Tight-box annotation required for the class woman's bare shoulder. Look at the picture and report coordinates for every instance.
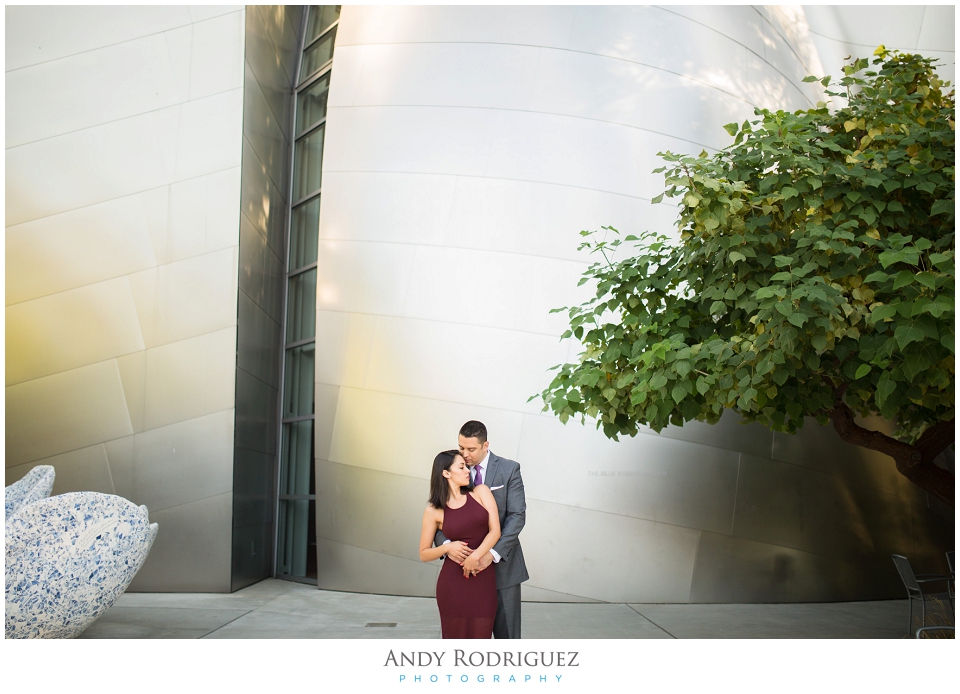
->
[471,485,496,507]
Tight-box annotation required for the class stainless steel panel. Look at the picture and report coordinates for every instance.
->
[243,60,289,191]
[128,492,233,592]
[231,521,273,591]
[232,447,275,527]
[283,6,305,43]
[317,537,440,598]
[733,454,914,569]
[103,435,134,500]
[238,214,268,310]
[313,382,340,462]
[253,5,299,95]
[238,213,285,324]
[237,290,282,389]
[240,138,287,258]
[646,407,774,458]
[234,369,278,455]
[689,531,902,603]
[909,503,955,575]
[771,416,926,503]
[326,386,524,478]
[261,234,285,322]
[315,459,430,562]
[521,498,699,603]
[518,413,739,534]
[129,409,234,513]
[243,13,294,144]
[6,443,115,496]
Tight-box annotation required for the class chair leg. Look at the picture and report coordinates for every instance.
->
[921,596,926,628]
[908,598,914,635]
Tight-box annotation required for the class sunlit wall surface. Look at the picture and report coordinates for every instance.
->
[804,5,955,88]
[315,5,954,602]
[5,6,246,591]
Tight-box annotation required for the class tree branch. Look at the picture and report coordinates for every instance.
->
[827,401,920,464]
[915,418,955,462]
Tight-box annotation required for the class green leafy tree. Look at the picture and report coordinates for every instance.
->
[538,49,955,505]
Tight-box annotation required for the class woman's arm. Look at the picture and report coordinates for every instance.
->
[420,506,449,562]
[420,506,471,562]
[462,486,501,574]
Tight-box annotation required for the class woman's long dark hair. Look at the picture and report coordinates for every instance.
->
[428,449,473,509]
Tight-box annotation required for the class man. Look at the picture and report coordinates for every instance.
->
[436,420,528,639]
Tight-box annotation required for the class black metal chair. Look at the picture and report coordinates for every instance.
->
[891,554,953,634]
[916,626,955,639]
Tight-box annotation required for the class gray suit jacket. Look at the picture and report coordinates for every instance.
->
[436,452,529,589]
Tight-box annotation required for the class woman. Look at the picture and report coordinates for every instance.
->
[420,449,501,639]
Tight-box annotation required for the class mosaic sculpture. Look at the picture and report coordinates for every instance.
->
[5,465,55,519]
[5,491,159,638]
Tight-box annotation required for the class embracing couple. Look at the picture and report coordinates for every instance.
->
[419,420,528,639]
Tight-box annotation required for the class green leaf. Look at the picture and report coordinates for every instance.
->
[870,304,899,322]
[787,312,807,327]
[729,251,746,263]
[892,270,915,290]
[931,199,953,216]
[879,250,903,268]
[651,193,664,204]
[773,256,794,268]
[876,372,897,406]
[671,383,688,403]
[894,323,926,350]
[929,252,953,268]
[855,364,871,379]
[723,122,739,136]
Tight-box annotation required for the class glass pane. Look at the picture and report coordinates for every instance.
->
[279,419,315,495]
[286,268,317,343]
[289,197,320,271]
[293,124,325,201]
[306,5,340,45]
[276,499,315,578]
[296,72,330,136]
[283,344,316,418]
[300,26,337,81]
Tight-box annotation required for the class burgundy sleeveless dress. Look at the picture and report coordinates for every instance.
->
[436,493,497,638]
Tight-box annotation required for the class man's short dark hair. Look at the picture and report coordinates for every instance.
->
[459,420,487,444]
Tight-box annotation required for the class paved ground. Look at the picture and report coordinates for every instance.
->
[78,579,954,639]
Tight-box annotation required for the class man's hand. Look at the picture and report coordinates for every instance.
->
[462,551,494,577]
[445,541,473,564]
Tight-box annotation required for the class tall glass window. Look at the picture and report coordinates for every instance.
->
[276,5,339,583]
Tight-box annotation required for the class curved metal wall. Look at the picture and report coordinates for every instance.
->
[313,5,953,602]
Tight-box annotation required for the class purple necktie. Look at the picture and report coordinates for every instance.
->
[474,465,483,486]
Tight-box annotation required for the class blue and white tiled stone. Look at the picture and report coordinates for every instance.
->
[5,492,159,639]
[5,465,55,519]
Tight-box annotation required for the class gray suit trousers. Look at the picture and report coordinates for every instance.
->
[493,584,521,639]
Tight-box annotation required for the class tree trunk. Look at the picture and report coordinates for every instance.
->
[828,403,954,506]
